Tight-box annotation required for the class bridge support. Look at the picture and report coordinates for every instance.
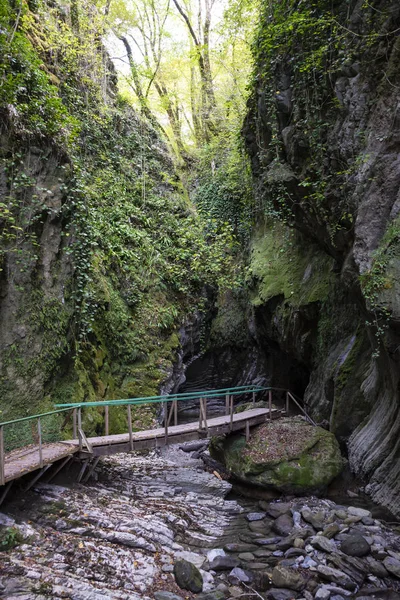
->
[83,456,100,483]
[76,459,90,483]
[47,455,72,484]
[24,465,51,492]
[0,481,12,507]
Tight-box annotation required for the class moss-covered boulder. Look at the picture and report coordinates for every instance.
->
[210,417,343,494]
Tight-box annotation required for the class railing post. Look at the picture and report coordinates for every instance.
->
[269,390,272,421]
[73,409,77,440]
[245,420,250,442]
[252,391,256,405]
[199,398,203,430]
[127,405,133,451]
[225,394,229,416]
[202,398,208,433]
[78,407,82,451]
[286,391,290,415]
[230,395,233,432]
[0,426,5,486]
[165,401,169,444]
[38,418,43,468]
[173,399,178,426]
[105,405,109,436]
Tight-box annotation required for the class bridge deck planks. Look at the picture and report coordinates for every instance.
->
[4,443,78,484]
[63,406,275,448]
[2,407,277,484]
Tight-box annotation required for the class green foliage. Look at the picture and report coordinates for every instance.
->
[360,218,400,306]
[360,216,400,355]
[0,0,243,425]
[0,527,24,551]
[193,128,254,240]
[209,291,249,349]
[248,0,393,234]
[59,106,242,355]
[0,1,78,139]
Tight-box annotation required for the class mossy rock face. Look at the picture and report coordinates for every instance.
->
[210,417,343,494]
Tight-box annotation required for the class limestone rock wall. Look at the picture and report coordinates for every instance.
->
[244,0,400,514]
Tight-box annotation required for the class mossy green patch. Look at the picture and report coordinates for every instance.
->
[248,222,334,308]
[209,291,249,349]
[0,527,25,552]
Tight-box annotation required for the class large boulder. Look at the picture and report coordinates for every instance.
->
[340,534,370,557]
[271,565,305,591]
[210,417,343,494]
[173,559,203,593]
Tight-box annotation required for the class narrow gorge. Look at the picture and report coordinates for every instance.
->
[1,0,400,598]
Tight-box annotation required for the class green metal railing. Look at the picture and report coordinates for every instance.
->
[53,384,268,409]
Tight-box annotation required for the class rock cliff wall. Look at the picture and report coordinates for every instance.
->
[0,0,233,431]
[244,0,400,514]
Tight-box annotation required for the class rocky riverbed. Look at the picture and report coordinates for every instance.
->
[0,443,400,600]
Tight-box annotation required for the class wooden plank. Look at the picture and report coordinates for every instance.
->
[165,403,168,444]
[83,456,100,483]
[0,426,4,487]
[105,406,109,436]
[24,465,51,491]
[88,411,272,454]
[0,481,12,507]
[73,409,77,440]
[287,392,317,426]
[198,398,203,430]
[4,443,78,484]
[64,407,274,448]
[38,418,43,468]
[245,420,250,442]
[199,398,208,432]
[78,428,93,454]
[167,401,175,427]
[78,408,82,451]
[128,405,133,451]
[76,460,89,483]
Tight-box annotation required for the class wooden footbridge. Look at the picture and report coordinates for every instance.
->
[0,386,312,505]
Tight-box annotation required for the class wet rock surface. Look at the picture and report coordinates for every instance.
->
[0,444,400,599]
